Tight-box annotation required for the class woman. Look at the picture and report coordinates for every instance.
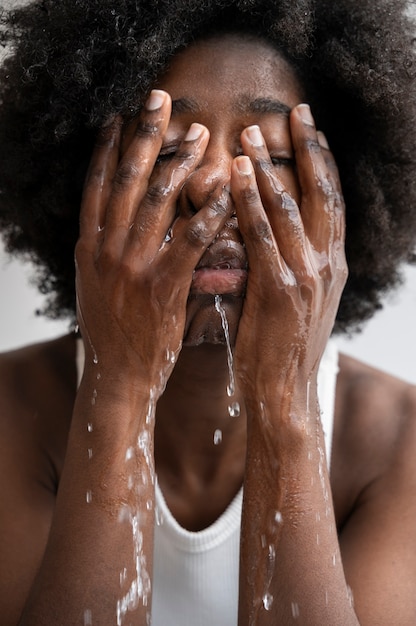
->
[1,1,416,624]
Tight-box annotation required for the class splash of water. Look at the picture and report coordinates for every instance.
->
[116,511,151,625]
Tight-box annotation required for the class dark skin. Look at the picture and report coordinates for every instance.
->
[1,34,416,625]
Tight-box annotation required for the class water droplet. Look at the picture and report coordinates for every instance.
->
[228,401,240,417]
[165,348,176,364]
[213,429,222,445]
[96,372,101,381]
[88,448,93,460]
[86,490,92,504]
[346,585,354,607]
[263,592,273,611]
[164,227,173,242]
[93,353,98,365]
[87,422,93,433]
[84,609,92,625]
[291,601,300,619]
[274,511,283,524]
[125,446,134,462]
[91,389,97,406]
[120,567,128,587]
[155,505,164,527]
[146,499,153,511]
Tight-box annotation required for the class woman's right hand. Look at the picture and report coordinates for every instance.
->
[75,90,232,394]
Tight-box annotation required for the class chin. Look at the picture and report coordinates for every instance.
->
[182,294,243,347]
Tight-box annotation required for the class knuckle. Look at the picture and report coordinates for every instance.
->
[134,119,159,140]
[96,246,117,273]
[248,217,271,241]
[95,126,115,148]
[145,181,170,205]
[240,185,259,206]
[113,161,141,189]
[85,167,106,189]
[304,137,321,154]
[185,222,211,247]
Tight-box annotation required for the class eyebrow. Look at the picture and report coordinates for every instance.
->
[171,96,292,117]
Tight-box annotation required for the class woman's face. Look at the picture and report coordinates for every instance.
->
[153,34,304,347]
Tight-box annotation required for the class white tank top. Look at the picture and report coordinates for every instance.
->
[76,338,338,626]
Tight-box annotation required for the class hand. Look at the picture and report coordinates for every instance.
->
[231,104,347,395]
[75,89,232,393]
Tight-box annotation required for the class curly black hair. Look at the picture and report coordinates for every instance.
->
[0,0,416,333]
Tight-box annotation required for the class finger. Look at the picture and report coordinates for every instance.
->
[240,125,307,270]
[79,115,122,240]
[102,89,172,255]
[124,123,210,264]
[316,131,346,246]
[290,104,344,252]
[161,182,234,279]
[230,155,291,282]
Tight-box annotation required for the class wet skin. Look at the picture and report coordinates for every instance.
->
[152,36,305,347]
[2,33,416,626]
[77,32,350,624]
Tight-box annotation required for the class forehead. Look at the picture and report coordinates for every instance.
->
[156,34,304,113]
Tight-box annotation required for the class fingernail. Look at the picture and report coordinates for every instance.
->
[146,89,166,111]
[317,130,329,149]
[185,123,204,141]
[297,103,315,126]
[246,125,263,147]
[236,155,253,175]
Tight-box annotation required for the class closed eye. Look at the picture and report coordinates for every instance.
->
[270,156,295,168]
[156,145,179,164]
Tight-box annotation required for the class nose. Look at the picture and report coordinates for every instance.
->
[178,139,234,216]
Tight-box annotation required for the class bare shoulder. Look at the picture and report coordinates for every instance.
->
[0,333,77,484]
[0,336,77,624]
[331,352,416,526]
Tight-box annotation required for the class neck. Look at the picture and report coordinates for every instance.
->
[155,343,246,487]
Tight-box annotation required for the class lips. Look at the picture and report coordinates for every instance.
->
[190,239,248,296]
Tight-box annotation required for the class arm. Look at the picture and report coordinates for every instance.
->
[3,90,231,625]
[232,105,357,624]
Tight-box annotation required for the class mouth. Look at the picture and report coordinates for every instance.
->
[190,239,248,296]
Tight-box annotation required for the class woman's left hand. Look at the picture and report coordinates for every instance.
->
[231,104,347,399]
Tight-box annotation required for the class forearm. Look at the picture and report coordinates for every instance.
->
[238,385,359,626]
[20,366,156,626]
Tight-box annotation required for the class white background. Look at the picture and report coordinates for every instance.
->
[0,0,415,384]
